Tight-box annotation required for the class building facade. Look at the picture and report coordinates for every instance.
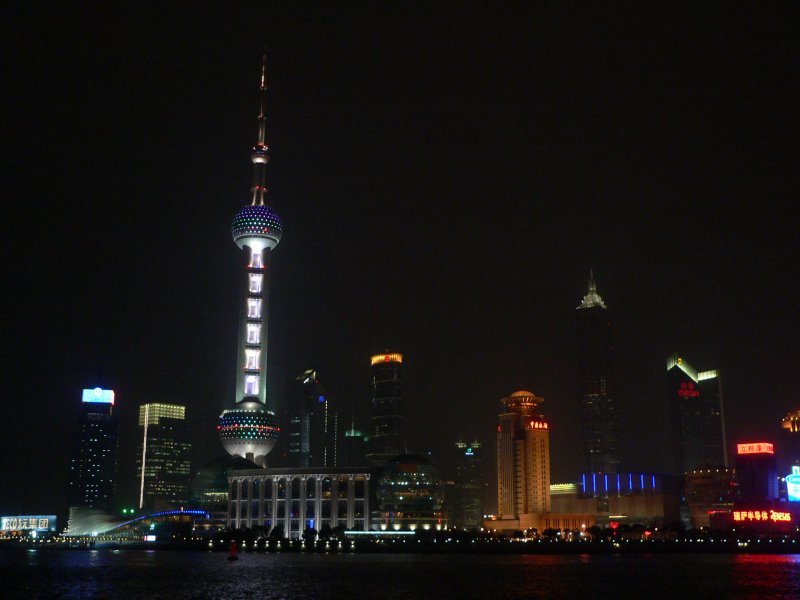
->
[68,388,119,513]
[576,273,620,474]
[136,403,192,510]
[496,390,551,523]
[735,442,778,502]
[365,353,404,467]
[217,56,282,467]
[227,467,372,537]
[667,354,727,474]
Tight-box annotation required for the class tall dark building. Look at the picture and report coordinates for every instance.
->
[341,420,367,467]
[286,369,339,468]
[735,442,778,501]
[450,439,485,528]
[667,353,727,475]
[576,272,620,474]
[68,388,119,513]
[136,403,192,511]
[365,353,404,467]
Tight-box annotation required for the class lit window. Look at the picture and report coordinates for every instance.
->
[247,298,262,319]
[245,349,261,370]
[245,375,259,396]
[247,324,261,344]
[250,252,263,269]
[249,274,263,294]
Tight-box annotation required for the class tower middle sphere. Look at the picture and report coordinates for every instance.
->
[232,204,283,250]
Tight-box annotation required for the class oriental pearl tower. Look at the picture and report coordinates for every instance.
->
[217,55,282,467]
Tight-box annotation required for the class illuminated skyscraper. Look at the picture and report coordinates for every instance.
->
[68,388,119,513]
[365,353,404,467]
[667,354,727,474]
[217,56,281,467]
[576,272,620,474]
[136,403,192,510]
[496,390,551,520]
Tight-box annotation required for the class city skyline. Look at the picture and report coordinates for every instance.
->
[4,5,798,516]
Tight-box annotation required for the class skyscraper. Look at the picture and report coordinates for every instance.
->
[136,403,192,510]
[576,272,620,474]
[450,439,485,528]
[217,56,281,467]
[68,388,119,513]
[496,390,551,521]
[286,369,339,468]
[365,353,404,467]
[667,353,727,474]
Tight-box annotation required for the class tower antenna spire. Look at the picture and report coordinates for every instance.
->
[251,53,269,206]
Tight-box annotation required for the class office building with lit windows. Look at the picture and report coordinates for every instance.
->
[217,56,281,467]
[494,390,551,530]
[576,272,620,474]
[365,353,404,467]
[136,403,192,511]
[667,354,727,475]
[68,388,119,513]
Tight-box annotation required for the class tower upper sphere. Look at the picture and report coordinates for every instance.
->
[232,204,283,251]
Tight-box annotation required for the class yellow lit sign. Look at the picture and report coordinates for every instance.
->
[732,509,791,523]
[370,353,403,366]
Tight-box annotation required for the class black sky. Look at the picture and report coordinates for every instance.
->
[3,3,799,516]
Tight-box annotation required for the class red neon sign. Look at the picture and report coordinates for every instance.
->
[737,442,774,455]
[678,382,700,398]
[527,420,548,430]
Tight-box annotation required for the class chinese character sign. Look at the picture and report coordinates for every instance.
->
[1,515,57,532]
[732,509,791,523]
[736,442,774,455]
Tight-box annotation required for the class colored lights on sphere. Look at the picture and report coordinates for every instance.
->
[218,403,279,461]
[231,204,283,249]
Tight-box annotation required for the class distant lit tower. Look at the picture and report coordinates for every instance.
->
[781,409,800,468]
[496,390,551,520]
[217,55,281,467]
[451,439,485,528]
[287,369,339,467]
[667,353,727,474]
[576,271,620,474]
[68,388,119,513]
[366,353,404,467]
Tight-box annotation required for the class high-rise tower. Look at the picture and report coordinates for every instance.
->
[217,56,282,467]
[68,388,119,513]
[136,403,192,510]
[366,353,404,467]
[496,390,551,520]
[667,353,727,474]
[576,272,620,474]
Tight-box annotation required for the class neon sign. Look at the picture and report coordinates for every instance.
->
[732,510,791,523]
[677,382,700,398]
[736,442,774,455]
[786,466,800,502]
[82,388,115,404]
[527,421,548,430]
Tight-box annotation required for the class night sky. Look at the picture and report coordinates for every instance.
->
[3,4,798,516]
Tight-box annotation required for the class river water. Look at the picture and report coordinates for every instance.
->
[2,549,799,599]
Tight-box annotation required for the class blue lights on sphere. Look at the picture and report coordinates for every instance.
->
[232,204,283,247]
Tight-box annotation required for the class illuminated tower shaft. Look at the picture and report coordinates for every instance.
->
[218,55,282,466]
